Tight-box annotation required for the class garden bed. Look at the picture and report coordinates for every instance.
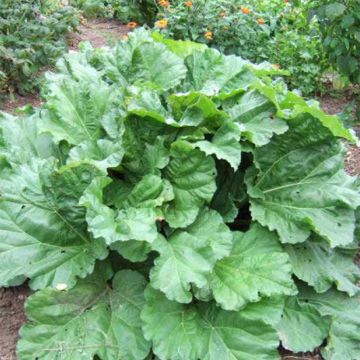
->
[0,4,359,359]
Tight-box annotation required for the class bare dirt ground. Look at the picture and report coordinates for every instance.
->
[68,18,128,49]
[0,20,359,360]
[0,286,30,360]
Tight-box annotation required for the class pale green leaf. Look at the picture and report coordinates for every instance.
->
[80,177,158,245]
[111,240,152,263]
[167,92,226,128]
[275,297,330,353]
[141,286,280,360]
[0,160,107,290]
[41,75,115,145]
[298,285,360,360]
[18,269,150,360]
[67,138,124,173]
[130,42,187,91]
[193,122,242,170]
[285,236,360,296]
[150,209,232,303]
[228,90,288,146]
[163,141,217,228]
[185,49,256,97]
[0,112,57,167]
[247,117,360,246]
[210,224,296,311]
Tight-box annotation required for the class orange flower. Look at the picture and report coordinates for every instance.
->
[158,0,170,7]
[284,0,289,3]
[241,6,251,14]
[258,18,265,25]
[273,64,281,70]
[127,21,138,29]
[185,1,193,7]
[205,31,213,40]
[122,34,129,41]
[155,19,169,29]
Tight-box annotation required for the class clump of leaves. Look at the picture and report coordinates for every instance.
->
[1,30,359,360]
[0,0,80,95]
[310,0,360,84]
[70,0,157,24]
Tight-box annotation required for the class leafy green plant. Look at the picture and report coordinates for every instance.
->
[1,29,360,360]
[310,0,360,84]
[70,0,157,24]
[69,0,114,18]
[111,0,157,24]
[154,0,328,95]
[0,0,80,95]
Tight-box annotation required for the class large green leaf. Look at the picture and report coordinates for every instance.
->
[285,236,360,296]
[255,84,358,144]
[106,175,174,211]
[163,141,217,228]
[0,160,107,290]
[67,138,124,173]
[167,92,226,128]
[127,87,176,126]
[247,117,360,246]
[0,112,57,167]
[80,177,159,245]
[185,49,256,97]
[111,240,152,263]
[298,285,360,360]
[141,286,280,360]
[209,224,296,311]
[150,209,232,303]
[275,297,330,353]
[228,90,288,146]
[193,122,242,170]
[130,42,187,91]
[41,74,115,145]
[18,268,150,360]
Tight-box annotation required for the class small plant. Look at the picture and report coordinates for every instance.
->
[0,0,80,95]
[1,30,359,360]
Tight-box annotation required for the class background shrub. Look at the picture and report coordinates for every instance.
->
[309,0,360,84]
[0,0,80,95]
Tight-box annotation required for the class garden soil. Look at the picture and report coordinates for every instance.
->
[0,20,359,360]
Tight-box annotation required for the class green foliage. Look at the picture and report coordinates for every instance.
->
[154,0,328,95]
[71,0,157,23]
[310,0,360,83]
[69,0,114,18]
[0,0,80,94]
[111,0,157,24]
[0,30,359,360]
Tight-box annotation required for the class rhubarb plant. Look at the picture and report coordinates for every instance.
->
[0,30,359,360]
